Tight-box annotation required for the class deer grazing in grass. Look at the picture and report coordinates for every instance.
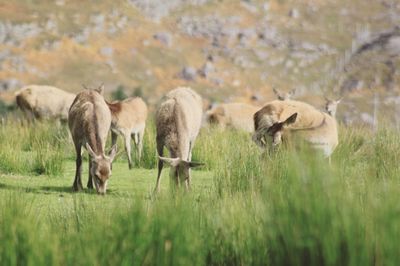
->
[68,85,117,195]
[205,102,260,133]
[107,97,148,169]
[154,87,204,193]
[15,85,76,122]
[252,99,338,160]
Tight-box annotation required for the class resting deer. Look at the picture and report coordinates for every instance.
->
[324,97,342,117]
[68,85,117,195]
[154,87,204,193]
[273,88,296,101]
[253,99,338,159]
[107,97,148,169]
[205,102,260,132]
[15,85,76,122]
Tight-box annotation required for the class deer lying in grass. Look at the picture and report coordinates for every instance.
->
[15,85,76,122]
[273,88,296,101]
[107,97,148,169]
[205,103,260,132]
[154,87,204,192]
[68,85,117,195]
[324,97,342,117]
[252,99,338,159]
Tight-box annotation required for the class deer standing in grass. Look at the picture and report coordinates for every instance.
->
[253,99,338,160]
[205,102,260,133]
[107,97,148,169]
[154,87,204,193]
[68,85,117,195]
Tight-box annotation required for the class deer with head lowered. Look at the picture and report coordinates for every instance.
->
[68,85,117,195]
[15,85,76,122]
[253,99,338,160]
[154,87,204,193]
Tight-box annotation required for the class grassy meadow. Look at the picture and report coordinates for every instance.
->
[1,118,400,265]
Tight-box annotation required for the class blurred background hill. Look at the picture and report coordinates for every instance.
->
[0,0,399,126]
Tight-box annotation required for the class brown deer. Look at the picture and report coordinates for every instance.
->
[107,97,148,169]
[68,85,117,195]
[154,87,204,193]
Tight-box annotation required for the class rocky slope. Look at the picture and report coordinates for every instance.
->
[0,0,399,126]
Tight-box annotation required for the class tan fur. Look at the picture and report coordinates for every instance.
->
[253,100,338,158]
[107,97,148,169]
[205,103,259,132]
[68,88,116,195]
[15,85,76,122]
[154,87,203,192]
[273,88,296,101]
[324,97,342,117]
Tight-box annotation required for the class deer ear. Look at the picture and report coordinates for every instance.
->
[85,143,97,158]
[95,83,105,95]
[284,112,297,125]
[159,156,181,167]
[108,144,117,162]
[336,97,343,103]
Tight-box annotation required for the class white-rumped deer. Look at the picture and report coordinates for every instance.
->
[154,87,204,192]
[68,85,117,195]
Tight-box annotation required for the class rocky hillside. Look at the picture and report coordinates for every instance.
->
[0,0,399,125]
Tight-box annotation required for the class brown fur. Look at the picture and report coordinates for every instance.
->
[154,87,203,192]
[68,87,116,194]
[107,97,148,169]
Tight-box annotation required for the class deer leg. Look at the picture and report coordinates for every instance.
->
[73,145,83,192]
[87,158,94,189]
[124,133,133,169]
[154,139,164,193]
[137,128,144,163]
[111,131,118,147]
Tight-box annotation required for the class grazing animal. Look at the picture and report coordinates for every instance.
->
[154,87,204,192]
[68,85,117,195]
[107,97,148,169]
[324,97,342,117]
[252,100,338,158]
[205,103,259,132]
[15,85,76,122]
[273,88,296,101]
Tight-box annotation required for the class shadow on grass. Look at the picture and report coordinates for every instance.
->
[0,182,118,196]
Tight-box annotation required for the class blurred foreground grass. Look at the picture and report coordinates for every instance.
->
[1,119,400,265]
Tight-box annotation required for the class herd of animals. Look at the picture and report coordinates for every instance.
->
[13,84,342,195]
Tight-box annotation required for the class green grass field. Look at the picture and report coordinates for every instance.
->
[1,119,400,265]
